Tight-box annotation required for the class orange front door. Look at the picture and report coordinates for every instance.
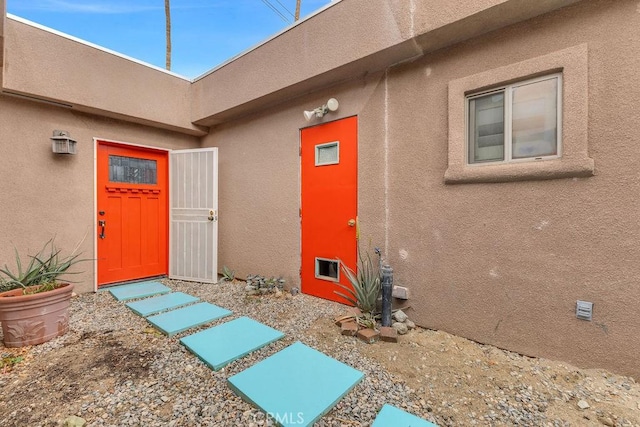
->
[301,117,358,303]
[97,142,168,286]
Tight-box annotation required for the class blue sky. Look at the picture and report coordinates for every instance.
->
[6,0,332,78]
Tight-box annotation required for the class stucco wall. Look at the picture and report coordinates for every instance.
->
[2,0,638,378]
[382,0,640,378]
[0,0,5,87]
[203,73,387,285]
[190,0,580,126]
[203,0,640,378]
[3,17,205,136]
[0,96,200,293]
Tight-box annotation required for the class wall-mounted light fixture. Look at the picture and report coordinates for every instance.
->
[303,98,339,121]
[50,130,77,155]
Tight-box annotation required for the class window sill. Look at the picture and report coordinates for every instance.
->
[446,44,592,185]
[444,157,594,184]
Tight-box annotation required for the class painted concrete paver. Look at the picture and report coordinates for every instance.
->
[372,404,438,426]
[181,316,284,370]
[227,341,364,427]
[126,292,200,316]
[147,302,232,336]
[108,281,171,301]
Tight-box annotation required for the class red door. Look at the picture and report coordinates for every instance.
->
[97,142,168,286]
[301,117,358,303]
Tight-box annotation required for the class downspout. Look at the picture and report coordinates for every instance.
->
[0,0,5,89]
[383,69,390,257]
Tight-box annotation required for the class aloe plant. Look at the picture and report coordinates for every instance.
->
[0,239,84,295]
[334,249,381,315]
[220,265,236,282]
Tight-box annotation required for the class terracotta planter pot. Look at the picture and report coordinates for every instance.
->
[0,283,74,347]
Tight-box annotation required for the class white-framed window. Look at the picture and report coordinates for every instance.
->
[315,257,340,282]
[446,45,593,184]
[466,74,562,165]
[315,141,340,166]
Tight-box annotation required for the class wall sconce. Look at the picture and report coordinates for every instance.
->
[303,98,339,121]
[50,130,77,155]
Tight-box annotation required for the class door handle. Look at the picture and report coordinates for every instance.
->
[208,210,217,222]
[98,220,106,239]
[348,217,359,240]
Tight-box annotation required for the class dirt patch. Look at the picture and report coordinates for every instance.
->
[0,330,158,426]
[308,317,640,426]
[1,292,638,426]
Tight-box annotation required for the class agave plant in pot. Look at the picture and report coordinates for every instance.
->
[0,239,84,347]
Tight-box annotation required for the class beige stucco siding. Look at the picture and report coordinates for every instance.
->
[1,0,638,379]
[383,0,640,377]
[0,2,5,87]
[3,17,205,136]
[203,73,387,285]
[203,0,640,378]
[190,0,580,126]
[0,97,200,293]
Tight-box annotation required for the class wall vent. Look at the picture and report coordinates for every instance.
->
[576,300,593,321]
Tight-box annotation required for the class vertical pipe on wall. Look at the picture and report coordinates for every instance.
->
[383,70,390,257]
[0,0,5,88]
[381,264,393,327]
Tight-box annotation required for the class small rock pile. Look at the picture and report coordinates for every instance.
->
[244,275,285,297]
[334,308,418,344]
[391,309,415,335]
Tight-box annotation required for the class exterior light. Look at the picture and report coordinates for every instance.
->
[303,98,340,122]
[50,130,77,154]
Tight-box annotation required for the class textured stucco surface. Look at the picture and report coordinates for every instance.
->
[3,18,204,136]
[202,0,640,378]
[381,0,640,378]
[202,74,387,285]
[446,44,593,183]
[2,0,640,379]
[0,0,5,87]
[190,0,580,125]
[0,97,199,293]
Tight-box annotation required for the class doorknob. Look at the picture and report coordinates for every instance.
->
[347,219,356,227]
[208,209,217,222]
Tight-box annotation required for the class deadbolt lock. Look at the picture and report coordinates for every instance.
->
[348,219,356,227]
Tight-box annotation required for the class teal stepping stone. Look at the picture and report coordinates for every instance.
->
[180,316,284,370]
[125,292,200,317]
[147,302,232,336]
[109,281,171,301]
[372,404,438,427]
[227,341,363,427]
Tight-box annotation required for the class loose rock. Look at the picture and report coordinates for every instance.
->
[393,309,408,323]
[63,416,86,427]
[392,322,409,335]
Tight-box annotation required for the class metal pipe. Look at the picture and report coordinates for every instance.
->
[381,264,393,327]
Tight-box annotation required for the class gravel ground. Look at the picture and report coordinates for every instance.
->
[0,279,638,426]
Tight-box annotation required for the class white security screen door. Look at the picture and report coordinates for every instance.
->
[169,148,218,283]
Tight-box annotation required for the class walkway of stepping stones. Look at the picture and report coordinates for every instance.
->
[109,280,436,427]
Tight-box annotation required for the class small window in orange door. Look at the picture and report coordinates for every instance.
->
[315,258,340,282]
[109,155,157,184]
[315,141,340,166]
